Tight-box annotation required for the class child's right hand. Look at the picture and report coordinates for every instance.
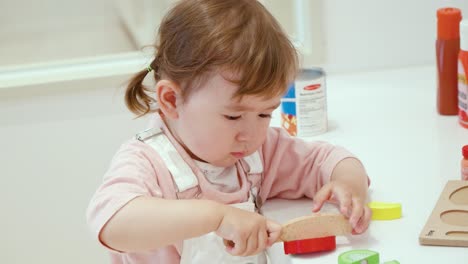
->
[215,206,281,256]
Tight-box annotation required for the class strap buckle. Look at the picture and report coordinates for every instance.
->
[136,127,163,142]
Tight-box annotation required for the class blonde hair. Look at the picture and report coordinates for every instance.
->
[125,0,298,117]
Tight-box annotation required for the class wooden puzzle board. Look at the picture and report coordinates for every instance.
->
[419,180,468,247]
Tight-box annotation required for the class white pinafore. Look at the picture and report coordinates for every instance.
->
[137,127,268,264]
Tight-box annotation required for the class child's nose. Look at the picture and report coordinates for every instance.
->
[235,132,249,142]
[235,124,257,142]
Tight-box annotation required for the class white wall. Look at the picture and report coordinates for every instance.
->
[264,0,468,72]
[0,76,147,264]
[0,0,135,66]
[319,0,468,73]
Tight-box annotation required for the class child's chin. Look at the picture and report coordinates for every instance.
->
[210,158,238,168]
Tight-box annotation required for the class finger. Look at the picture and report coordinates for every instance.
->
[229,234,247,256]
[353,206,372,234]
[252,225,268,255]
[312,184,332,212]
[242,232,258,256]
[266,220,282,246]
[254,225,268,256]
[333,190,352,217]
[351,205,371,234]
[349,198,364,229]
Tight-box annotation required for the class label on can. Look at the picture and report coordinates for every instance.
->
[458,60,468,126]
[280,68,327,137]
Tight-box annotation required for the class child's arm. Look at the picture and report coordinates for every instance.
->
[311,158,371,234]
[100,197,222,252]
[260,128,371,234]
[88,140,281,256]
[100,197,281,255]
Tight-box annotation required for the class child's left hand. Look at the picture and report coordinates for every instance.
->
[311,181,372,234]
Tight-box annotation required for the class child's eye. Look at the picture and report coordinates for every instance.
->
[259,114,272,118]
[224,115,241,120]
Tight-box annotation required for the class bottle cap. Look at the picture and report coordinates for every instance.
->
[463,145,468,158]
[461,20,468,51]
[437,7,462,40]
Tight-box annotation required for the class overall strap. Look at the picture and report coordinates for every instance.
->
[136,127,199,192]
[240,151,264,209]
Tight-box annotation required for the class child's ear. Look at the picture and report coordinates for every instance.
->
[155,80,181,119]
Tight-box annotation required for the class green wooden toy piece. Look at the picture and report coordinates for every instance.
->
[338,249,380,264]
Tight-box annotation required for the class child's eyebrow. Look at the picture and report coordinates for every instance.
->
[225,102,280,112]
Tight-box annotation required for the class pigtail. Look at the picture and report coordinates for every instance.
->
[124,60,159,117]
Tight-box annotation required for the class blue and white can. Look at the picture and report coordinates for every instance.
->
[280,68,328,137]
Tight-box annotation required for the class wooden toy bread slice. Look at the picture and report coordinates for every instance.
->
[280,213,352,254]
[279,213,352,242]
[224,213,352,252]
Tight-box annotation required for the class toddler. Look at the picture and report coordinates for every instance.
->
[87,0,372,263]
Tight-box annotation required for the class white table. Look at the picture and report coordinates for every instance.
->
[263,66,468,263]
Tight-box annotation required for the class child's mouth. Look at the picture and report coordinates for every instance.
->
[230,152,245,158]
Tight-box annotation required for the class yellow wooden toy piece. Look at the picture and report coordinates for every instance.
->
[368,202,402,220]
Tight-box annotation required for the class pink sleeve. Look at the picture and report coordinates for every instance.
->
[259,127,362,201]
[86,140,167,249]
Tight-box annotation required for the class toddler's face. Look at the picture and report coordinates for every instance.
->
[173,72,281,167]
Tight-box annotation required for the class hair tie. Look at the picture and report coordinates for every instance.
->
[147,65,153,72]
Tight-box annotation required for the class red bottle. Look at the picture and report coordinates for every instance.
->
[459,20,468,128]
[436,8,462,115]
[461,145,468,180]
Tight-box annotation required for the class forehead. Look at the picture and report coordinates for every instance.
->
[193,71,281,108]
[186,71,237,102]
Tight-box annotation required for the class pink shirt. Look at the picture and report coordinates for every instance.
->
[86,114,359,264]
